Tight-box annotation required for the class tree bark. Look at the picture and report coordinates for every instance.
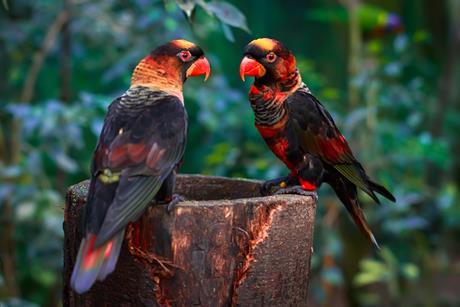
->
[63,175,316,306]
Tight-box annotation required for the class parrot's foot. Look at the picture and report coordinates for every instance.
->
[261,175,298,196]
[166,194,186,214]
[274,185,318,201]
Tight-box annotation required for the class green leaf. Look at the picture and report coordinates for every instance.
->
[354,271,383,286]
[221,22,235,42]
[175,0,196,18]
[2,0,8,11]
[401,263,419,280]
[354,259,388,286]
[202,1,250,32]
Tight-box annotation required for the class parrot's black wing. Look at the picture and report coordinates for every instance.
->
[287,86,395,203]
[84,89,187,246]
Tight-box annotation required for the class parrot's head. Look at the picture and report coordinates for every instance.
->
[131,39,210,92]
[240,38,296,85]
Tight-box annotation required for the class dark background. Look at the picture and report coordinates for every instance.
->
[1,0,459,306]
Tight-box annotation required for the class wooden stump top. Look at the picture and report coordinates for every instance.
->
[63,174,316,307]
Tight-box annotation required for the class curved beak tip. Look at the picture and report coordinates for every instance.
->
[239,56,265,82]
[239,68,246,81]
[186,57,211,82]
[201,57,211,82]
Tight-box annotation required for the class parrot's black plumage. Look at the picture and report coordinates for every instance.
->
[240,38,395,248]
[71,39,210,293]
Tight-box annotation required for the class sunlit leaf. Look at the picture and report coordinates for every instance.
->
[354,258,391,287]
[202,1,250,32]
[175,0,196,18]
[401,263,419,280]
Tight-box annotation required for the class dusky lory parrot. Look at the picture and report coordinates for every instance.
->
[71,39,210,293]
[239,38,395,247]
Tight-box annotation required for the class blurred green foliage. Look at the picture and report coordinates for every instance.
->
[1,0,460,306]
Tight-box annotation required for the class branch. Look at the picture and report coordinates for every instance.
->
[20,10,69,103]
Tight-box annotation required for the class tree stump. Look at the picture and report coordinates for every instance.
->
[63,175,316,306]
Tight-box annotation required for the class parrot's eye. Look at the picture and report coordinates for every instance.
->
[266,52,277,63]
[179,50,192,62]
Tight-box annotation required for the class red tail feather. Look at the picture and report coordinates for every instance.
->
[70,230,125,293]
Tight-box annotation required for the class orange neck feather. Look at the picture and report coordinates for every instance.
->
[130,56,183,101]
[277,54,297,81]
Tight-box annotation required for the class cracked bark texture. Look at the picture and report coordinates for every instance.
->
[63,174,316,307]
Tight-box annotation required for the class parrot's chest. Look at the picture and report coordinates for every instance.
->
[256,120,298,171]
[267,137,294,169]
[255,114,287,138]
[249,88,288,127]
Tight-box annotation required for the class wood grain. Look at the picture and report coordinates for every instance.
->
[63,174,316,306]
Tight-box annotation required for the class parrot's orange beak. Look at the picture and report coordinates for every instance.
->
[186,56,211,81]
[240,56,266,81]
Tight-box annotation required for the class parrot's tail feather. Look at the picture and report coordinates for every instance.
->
[97,229,125,281]
[330,177,380,249]
[70,230,125,294]
[368,180,396,202]
[344,197,380,249]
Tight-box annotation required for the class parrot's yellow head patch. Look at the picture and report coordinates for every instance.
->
[249,38,278,51]
[171,39,196,49]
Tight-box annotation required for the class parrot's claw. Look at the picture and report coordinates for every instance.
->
[274,185,318,201]
[261,175,296,196]
[166,194,186,214]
